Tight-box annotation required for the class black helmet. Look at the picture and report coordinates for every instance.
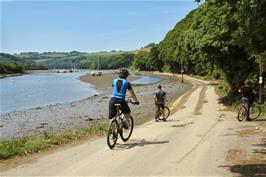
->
[120,69,130,76]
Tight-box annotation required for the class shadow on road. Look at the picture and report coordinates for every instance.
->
[220,164,266,177]
[252,142,266,155]
[114,139,169,150]
[252,118,266,122]
[165,119,180,122]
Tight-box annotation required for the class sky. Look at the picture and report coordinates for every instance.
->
[1,0,201,54]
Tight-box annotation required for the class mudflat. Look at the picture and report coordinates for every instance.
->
[79,72,138,90]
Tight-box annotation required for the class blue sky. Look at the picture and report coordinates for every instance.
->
[1,0,200,54]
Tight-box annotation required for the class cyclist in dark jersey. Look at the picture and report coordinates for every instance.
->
[239,80,255,121]
[154,84,166,117]
[109,69,139,121]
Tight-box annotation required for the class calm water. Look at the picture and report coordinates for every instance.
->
[0,72,97,113]
[0,72,161,113]
[131,75,161,85]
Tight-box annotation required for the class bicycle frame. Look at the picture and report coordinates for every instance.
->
[114,105,124,131]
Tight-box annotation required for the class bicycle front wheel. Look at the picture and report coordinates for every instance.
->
[159,106,170,121]
[249,104,261,120]
[121,116,134,142]
[107,119,119,149]
[237,105,246,122]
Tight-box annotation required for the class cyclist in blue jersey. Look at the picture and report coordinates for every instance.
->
[109,69,139,125]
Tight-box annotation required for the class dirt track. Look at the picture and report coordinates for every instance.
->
[1,75,265,176]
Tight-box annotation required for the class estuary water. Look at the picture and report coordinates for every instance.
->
[132,75,161,85]
[0,72,161,114]
[0,72,97,113]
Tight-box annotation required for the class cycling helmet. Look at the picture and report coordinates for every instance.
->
[120,69,130,76]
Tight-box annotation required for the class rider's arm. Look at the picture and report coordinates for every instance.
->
[129,89,139,103]
[154,92,157,102]
[127,82,139,103]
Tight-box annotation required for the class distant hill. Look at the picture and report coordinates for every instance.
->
[1,46,155,71]
[14,51,134,69]
[0,53,29,74]
[0,53,22,63]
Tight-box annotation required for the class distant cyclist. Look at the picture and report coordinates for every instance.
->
[154,84,166,117]
[109,69,139,127]
[239,80,255,121]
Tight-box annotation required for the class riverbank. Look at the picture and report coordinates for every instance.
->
[0,70,56,79]
[0,73,24,79]
[0,72,191,141]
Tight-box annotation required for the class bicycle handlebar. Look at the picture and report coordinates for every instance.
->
[127,99,139,105]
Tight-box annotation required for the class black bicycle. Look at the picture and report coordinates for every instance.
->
[155,101,170,122]
[237,97,261,122]
[107,99,138,149]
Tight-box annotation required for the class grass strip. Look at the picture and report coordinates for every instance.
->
[0,123,107,159]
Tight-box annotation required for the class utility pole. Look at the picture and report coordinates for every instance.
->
[259,64,265,104]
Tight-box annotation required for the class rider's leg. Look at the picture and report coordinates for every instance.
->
[109,98,117,119]
[161,104,165,118]
[243,98,251,121]
[124,113,131,119]
[247,99,253,120]
[122,113,131,129]
[121,100,131,128]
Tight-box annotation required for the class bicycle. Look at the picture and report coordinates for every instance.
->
[237,97,261,122]
[155,101,170,122]
[107,99,138,149]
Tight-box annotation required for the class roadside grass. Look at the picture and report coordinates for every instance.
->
[0,123,107,160]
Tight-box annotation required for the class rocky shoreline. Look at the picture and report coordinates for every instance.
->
[0,72,191,140]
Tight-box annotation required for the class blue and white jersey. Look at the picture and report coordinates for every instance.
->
[111,78,132,99]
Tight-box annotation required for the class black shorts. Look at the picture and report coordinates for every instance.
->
[155,102,165,109]
[109,98,131,119]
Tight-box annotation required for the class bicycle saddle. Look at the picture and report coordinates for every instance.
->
[114,104,121,107]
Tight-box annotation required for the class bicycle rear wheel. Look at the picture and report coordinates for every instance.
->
[237,105,246,122]
[249,104,261,120]
[159,106,170,121]
[121,116,134,142]
[107,119,119,149]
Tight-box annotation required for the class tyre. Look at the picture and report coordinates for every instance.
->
[159,106,170,120]
[121,116,134,142]
[249,104,261,120]
[237,105,246,122]
[107,119,119,149]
